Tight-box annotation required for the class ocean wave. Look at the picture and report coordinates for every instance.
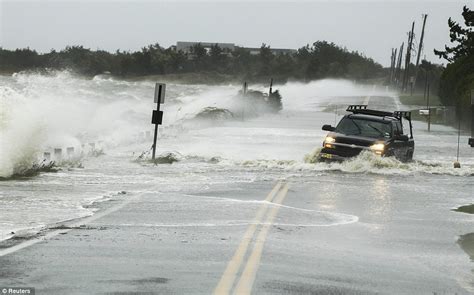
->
[194,107,234,120]
[133,150,222,165]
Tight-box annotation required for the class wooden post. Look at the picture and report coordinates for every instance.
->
[427,83,431,132]
[413,14,428,89]
[67,147,74,157]
[423,71,428,102]
[389,48,395,84]
[402,22,415,92]
[455,113,461,168]
[395,43,404,86]
[470,90,474,147]
[415,14,428,68]
[54,148,62,161]
[392,48,397,84]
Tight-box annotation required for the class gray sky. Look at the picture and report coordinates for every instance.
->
[0,0,470,66]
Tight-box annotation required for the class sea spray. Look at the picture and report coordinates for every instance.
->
[0,71,156,177]
[304,147,323,164]
[235,150,473,176]
[0,86,46,177]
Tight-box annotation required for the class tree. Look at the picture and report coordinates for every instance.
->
[435,5,474,125]
[434,6,473,62]
[257,43,274,77]
[0,40,384,82]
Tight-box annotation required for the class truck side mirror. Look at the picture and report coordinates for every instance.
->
[395,134,409,142]
[322,124,336,132]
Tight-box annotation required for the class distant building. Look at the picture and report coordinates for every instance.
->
[176,41,235,54]
[175,41,296,56]
[237,46,297,55]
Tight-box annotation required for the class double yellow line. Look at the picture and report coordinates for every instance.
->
[214,181,289,295]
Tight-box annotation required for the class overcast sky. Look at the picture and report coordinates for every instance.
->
[0,0,470,66]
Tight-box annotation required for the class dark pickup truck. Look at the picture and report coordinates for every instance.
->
[318,105,414,162]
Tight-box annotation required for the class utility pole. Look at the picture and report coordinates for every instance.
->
[413,14,428,90]
[392,48,397,85]
[402,22,415,92]
[389,48,396,84]
[415,14,428,67]
[469,89,474,147]
[395,42,404,86]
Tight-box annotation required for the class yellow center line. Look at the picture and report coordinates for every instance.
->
[213,181,283,295]
[233,183,289,295]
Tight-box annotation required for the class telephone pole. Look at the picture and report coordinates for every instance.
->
[402,22,415,92]
[413,14,428,89]
[389,48,397,84]
[395,42,404,86]
[392,48,397,84]
[415,14,428,67]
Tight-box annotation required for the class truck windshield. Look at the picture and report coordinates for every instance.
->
[336,117,392,138]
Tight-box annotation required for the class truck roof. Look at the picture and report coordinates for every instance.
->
[347,113,399,122]
[345,105,411,122]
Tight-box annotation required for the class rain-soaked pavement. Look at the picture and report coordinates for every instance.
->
[1,175,473,294]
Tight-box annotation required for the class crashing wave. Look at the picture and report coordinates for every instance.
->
[152,152,183,164]
[0,161,59,180]
[194,107,234,120]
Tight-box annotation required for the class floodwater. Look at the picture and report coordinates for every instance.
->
[1,71,474,292]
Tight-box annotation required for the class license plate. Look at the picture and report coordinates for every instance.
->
[321,153,332,159]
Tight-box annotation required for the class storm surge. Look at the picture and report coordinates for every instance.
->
[2,73,471,179]
[0,71,233,178]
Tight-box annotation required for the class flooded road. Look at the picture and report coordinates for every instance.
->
[0,72,473,294]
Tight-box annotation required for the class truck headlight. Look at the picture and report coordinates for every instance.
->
[370,143,385,155]
[324,136,335,148]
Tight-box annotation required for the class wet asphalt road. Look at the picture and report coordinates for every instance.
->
[1,171,473,295]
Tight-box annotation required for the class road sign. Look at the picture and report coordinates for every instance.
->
[152,110,163,125]
[154,83,166,104]
[419,109,429,116]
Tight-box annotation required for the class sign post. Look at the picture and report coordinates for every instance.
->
[426,83,431,132]
[469,89,474,147]
[151,83,166,160]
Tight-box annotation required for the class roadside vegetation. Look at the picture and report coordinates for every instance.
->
[434,5,474,124]
[0,41,384,82]
[398,94,442,106]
